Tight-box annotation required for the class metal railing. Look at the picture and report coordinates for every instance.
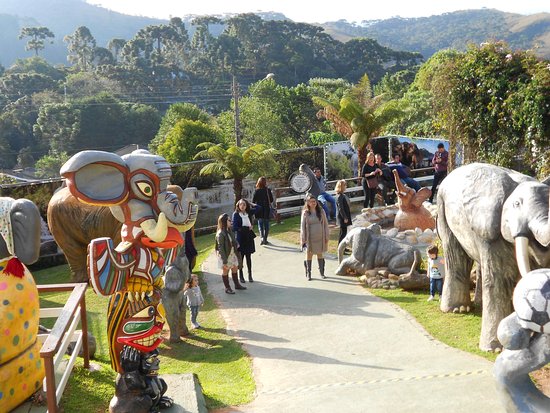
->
[38,283,90,413]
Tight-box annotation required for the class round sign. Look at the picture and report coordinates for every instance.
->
[289,171,312,193]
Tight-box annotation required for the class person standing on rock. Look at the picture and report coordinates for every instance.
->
[335,180,352,244]
[300,193,330,280]
[361,152,381,208]
[215,213,246,294]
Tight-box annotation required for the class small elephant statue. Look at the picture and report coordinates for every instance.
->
[0,197,44,412]
[336,225,421,276]
[494,268,550,412]
[393,169,435,231]
[162,247,191,343]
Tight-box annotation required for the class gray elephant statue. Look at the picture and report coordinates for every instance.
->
[162,247,191,343]
[0,197,44,412]
[298,164,323,197]
[336,224,421,276]
[437,163,550,351]
[494,268,550,413]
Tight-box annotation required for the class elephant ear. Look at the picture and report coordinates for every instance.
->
[412,187,432,208]
[61,150,130,206]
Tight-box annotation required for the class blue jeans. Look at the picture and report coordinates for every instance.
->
[402,177,421,192]
[317,192,336,219]
[257,218,270,241]
[189,305,199,326]
[430,278,443,297]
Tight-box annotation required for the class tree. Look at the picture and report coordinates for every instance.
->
[33,103,81,153]
[64,26,96,71]
[107,38,126,62]
[18,27,54,56]
[35,151,70,178]
[156,119,222,163]
[194,143,278,202]
[313,74,403,174]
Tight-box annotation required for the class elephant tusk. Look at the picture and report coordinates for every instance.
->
[141,213,168,243]
[515,236,531,277]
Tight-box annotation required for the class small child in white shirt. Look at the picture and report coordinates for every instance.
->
[427,244,445,301]
[184,274,204,328]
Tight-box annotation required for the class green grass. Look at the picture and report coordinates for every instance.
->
[34,233,254,412]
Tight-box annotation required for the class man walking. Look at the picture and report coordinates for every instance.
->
[429,143,448,203]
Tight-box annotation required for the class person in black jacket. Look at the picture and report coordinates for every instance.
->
[335,180,352,244]
[232,199,260,283]
[252,176,275,245]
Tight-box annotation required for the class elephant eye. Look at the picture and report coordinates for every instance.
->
[136,182,154,198]
[513,200,521,208]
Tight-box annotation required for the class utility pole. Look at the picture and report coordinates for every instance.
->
[232,74,241,147]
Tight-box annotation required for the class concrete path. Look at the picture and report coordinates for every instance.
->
[202,238,503,413]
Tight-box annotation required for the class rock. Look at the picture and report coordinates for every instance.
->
[365,269,378,277]
[386,228,399,237]
[405,235,418,244]
[395,233,406,240]
[388,273,400,281]
[423,228,434,236]
[404,229,416,236]
[417,234,435,244]
[414,227,423,236]
[359,275,368,284]
[398,272,430,290]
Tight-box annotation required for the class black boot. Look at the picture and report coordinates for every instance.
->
[239,268,246,284]
[232,272,247,290]
[248,264,254,282]
[222,275,234,294]
[318,258,326,279]
[304,260,312,280]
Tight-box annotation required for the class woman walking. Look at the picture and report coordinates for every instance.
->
[252,176,275,245]
[361,152,380,208]
[300,193,330,280]
[215,213,246,294]
[232,199,259,283]
[335,180,352,244]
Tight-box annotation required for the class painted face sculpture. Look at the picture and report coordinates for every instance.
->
[61,149,198,377]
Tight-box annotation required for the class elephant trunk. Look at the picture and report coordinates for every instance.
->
[514,236,531,277]
[392,169,408,199]
[159,188,198,233]
[338,236,348,263]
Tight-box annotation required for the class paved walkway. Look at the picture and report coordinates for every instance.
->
[202,238,503,413]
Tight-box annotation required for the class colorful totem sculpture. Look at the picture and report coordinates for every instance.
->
[60,150,198,413]
[0,197,43,412]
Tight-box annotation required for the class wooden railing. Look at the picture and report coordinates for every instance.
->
[38,283,89,413]
[273,167,434,218]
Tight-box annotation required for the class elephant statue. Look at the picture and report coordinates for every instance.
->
[336,225,421,276]
[0,197,43,412]
[393,169,435,231]
[162,247,191,343]
[48,184,186,283]
[494,268,550,413]
[437,163,550,351]
[60,149,198,413]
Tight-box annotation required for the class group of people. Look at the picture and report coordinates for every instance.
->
[215,176,276,294]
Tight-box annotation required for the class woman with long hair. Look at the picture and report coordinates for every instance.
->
[361,152,380,208]
[300,193,330,280]
[252,176,275,245]
[232,198,259,283]
[215,213,246,294]
[335,180,352,244]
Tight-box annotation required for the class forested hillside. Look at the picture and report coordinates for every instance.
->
[322,9,550,59]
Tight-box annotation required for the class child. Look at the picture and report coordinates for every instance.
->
[184,274,204,328]
[427,244,445,301]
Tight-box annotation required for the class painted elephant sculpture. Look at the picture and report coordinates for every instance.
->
[0,197,43,412]
[393,169,434,231]
[60,149,198,413]
[437,163,550,351]
[336,225,421,276]
[494,268,550,413]
[48,184,186,282]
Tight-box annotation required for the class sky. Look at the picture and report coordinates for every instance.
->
[86,0,550,23]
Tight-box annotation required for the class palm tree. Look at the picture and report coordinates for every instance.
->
[313,74,403,175]
[194,143,278,203]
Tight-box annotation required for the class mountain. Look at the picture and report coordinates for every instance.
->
[0,0,166,66]
[321,9,550,59]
